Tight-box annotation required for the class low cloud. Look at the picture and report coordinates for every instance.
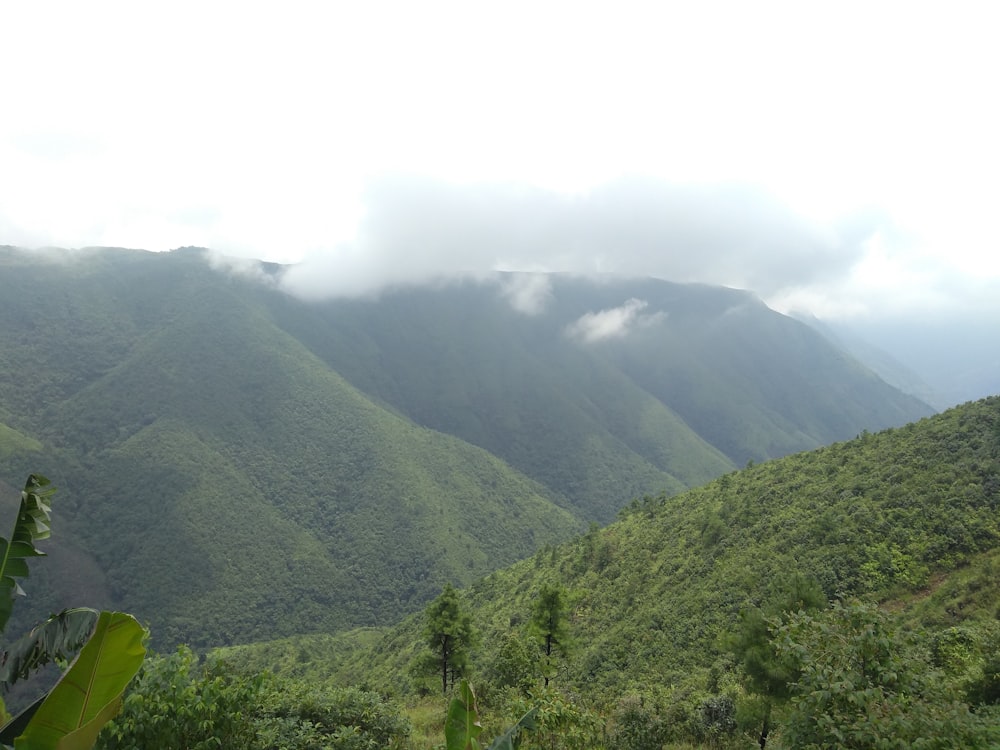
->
[278,175,874,308]
[498,273,553,315]
[565,298,665,342]
[205,249,279,285]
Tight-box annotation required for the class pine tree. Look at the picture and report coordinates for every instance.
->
[420,584,477,695]
[529,582,571,687]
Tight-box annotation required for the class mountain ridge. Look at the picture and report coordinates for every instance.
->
[0,245,935,647]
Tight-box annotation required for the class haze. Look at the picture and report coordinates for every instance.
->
[2,2,998,404]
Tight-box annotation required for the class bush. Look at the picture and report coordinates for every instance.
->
[97,646,411,750]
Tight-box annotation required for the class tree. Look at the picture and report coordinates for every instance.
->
[528,582,571,687]
[0,474,146,750]
[726,574,825,749]
[419,584,478,695]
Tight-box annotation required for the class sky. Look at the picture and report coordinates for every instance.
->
[2,1,999,324]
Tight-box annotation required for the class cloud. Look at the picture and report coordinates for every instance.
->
[204,249,280,285]
[498,273,553,315]
[565,298,665,343]
[278,175,873,306]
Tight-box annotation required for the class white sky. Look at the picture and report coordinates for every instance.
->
[2,1,999,319]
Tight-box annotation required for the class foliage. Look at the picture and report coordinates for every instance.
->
[605,694,670,750]
[482,633,537,695]
[725,575,826,747]
[0,475,145,750]
[98,646,411,750]
[965,653,1000,706]
[10,611,146,750]
[0,609,99,693]
[443,680,537,750]
[253,680,411,750]
[0,475,54,634]
[774,599,1000,749]
[97,646,261,750]
[0,246,936,649]
[0,474,145,750]
[500,686,602,750]
[527,583,572,686]
[307,397,1000,747]
[416,585,479,695]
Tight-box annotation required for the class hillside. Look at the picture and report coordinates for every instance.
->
[272,274,933,519]
[0,247,581,645]
[0,245,934,648]
[231,397,1000,712]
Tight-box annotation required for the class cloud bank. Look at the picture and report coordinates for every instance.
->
[279,175,879,312]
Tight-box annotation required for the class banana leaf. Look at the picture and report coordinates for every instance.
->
[0,609,100,695]
[0,476,55,634]
[1,611,145,750]
[444,679,483,750]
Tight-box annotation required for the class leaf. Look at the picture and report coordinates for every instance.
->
[486,707,538,750]
[0,476,55,634]
[444,679,482,750]
[10,611,146,750]
[0,609,101,695]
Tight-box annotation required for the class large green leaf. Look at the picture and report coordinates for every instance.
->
[11,611,145,750]
[444,680,483,750]
[0,476,54,634]
[0,609,100,695]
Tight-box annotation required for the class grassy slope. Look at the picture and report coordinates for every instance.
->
[233,397,1000,704]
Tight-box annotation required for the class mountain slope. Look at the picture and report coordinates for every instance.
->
[0,247,582,645]
[0,245,937,648]
[268,273,933,519]
[280,397,1000,702]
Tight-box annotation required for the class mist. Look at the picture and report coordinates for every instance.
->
[278,176,873,303]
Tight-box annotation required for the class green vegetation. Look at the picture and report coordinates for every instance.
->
[774,599,998,748]
[0,475,145,750]
[0,424,40,463]
[225,396,1000,747]
[5,245,987,747]
[415,584,479,695]
[528,582,571,687]
[96,647,411,750]
[0,246,934,651]
[726,575,826,748]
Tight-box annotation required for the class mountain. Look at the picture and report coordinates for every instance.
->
[269,273,933,517]
[794,313,947,409]
[0,245,934,647]
[227,397,1000,730]
[819,314,1000,410]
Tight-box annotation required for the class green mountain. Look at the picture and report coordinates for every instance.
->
[227,397,1000,727]
[269,273,932,519]
[0,245,934,648]
[0,247,579,646]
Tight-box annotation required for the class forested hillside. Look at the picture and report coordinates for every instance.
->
[272,274,932,519]
[0,245,933,649]
[221,397,1000,746]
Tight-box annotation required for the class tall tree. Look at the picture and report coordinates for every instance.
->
[420,584,477,695]
[529,582,571,687]
[726,574,825,749]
